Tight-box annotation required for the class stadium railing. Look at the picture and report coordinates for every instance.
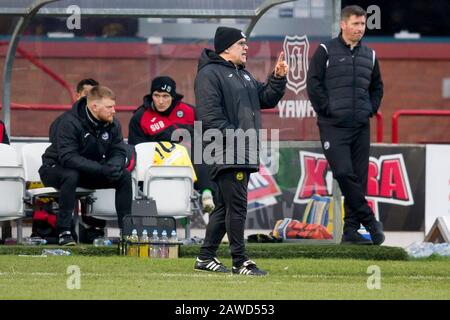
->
[392,109,450,143]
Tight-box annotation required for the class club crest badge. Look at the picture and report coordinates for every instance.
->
[283,35,310,94]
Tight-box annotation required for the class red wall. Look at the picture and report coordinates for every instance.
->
[1,40,449,143]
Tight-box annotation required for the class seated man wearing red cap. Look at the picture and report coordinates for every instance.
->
[128,76,215,213]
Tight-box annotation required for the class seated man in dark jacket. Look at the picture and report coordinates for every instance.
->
[39,85,132,246]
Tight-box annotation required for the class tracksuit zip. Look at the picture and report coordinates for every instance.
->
[351,49,356,123]
[234,66,256,124]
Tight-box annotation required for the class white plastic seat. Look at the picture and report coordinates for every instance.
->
[0,144,26,241]
[133,142,194,238]
[0,144,25,222]
[144,165,194,217]
[20,142,95,241]
[89,188,117,220]
[144,165,194,239]
[132,142,157,192]
[20,143,93,200]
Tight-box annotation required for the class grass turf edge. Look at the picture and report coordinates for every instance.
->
[0,243,408,260]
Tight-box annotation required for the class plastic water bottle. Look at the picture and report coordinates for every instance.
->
[406,242,434,258]
[24,237,47,245]
[128,229,139,257]
[42,249,71,256]
[93,237,112,247]
[160,230,169,259]
[150,229,160,258]
[433,243,450,256]
[140,229,149,258]
[169,230,179,259]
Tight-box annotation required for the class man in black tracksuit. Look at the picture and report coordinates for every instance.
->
[307,5,385,245]
[194,26,288,275]
[39,86,132,245]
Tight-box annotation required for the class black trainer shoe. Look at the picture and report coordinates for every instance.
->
[194,257,230,273]
[366,221,385,245]
[341,231,373,245]
[59,231,76,246]
[232,260,267,276]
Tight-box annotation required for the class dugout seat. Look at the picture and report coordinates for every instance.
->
[89,189,117,220]
[21,143,94,200]
[0,144,26,241]
[20,143,94,239]
[134,142,195,238]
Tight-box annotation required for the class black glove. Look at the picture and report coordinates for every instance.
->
[101,164,122,181]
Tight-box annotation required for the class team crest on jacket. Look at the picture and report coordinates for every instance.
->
[243,74,251,81]
[176,110,184,118]
[283,35,310,94]
[101,132,109,140]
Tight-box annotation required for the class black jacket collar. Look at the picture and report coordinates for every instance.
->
[142,94,183,117]
[338,32,362,50]
[71,97,109,129]
[197,48,245,72]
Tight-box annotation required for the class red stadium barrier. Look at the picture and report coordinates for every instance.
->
[1,103,136,112]
[0,41,76,103]
[0,103,384,142]
[260,109,383,143]
[392,109,450,143]
[375,111,383,143]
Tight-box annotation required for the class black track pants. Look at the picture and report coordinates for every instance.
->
[199,169,250,267]
[318,123,375,232]
[39,165,132,232]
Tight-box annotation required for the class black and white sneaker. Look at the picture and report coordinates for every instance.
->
[194,257,230,273]
[59,231,76,246]
[232,260,267,276]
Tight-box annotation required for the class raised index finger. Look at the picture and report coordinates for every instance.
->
[277,51,285,63]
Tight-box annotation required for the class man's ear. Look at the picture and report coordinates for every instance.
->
[88,101,97,113]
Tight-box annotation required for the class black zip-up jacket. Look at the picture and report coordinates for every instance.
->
[307,34,383,127]
[42,97,126,174]
[194,49,286,178]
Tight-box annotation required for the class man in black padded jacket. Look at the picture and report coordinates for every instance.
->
[307,5,384,246]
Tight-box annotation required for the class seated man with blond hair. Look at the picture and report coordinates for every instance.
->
[39,85,132,245]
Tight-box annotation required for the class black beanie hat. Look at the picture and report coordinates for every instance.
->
[150,76,177,98]
[214,26,246,54]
